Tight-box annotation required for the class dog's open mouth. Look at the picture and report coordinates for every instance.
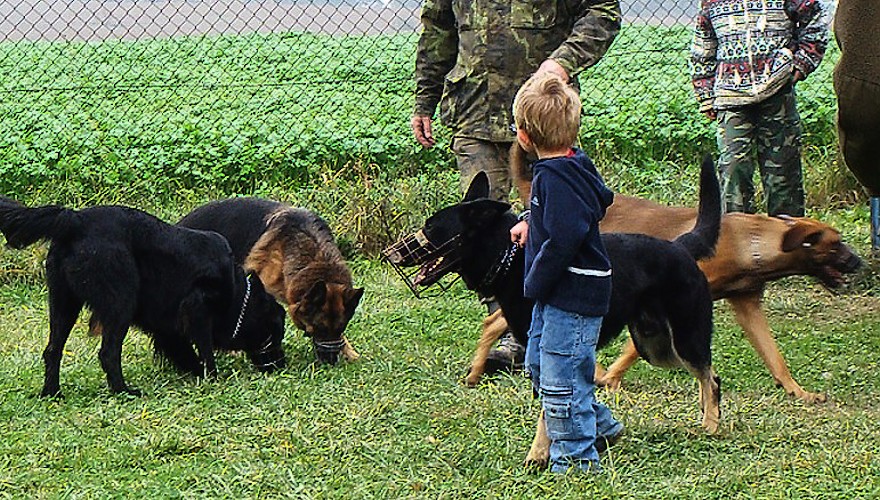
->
[818,251,862,288]
[413,255,457,287]
[383,231,462,298]
[819,265,845,288]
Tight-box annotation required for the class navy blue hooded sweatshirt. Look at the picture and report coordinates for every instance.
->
[523,148,614,316]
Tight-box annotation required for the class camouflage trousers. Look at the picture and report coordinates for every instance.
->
[716,84,805,217]
[452,137,513,202]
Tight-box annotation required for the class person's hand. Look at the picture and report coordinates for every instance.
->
[411,114,436,148]
[510,220,529,247]
[703,109,717,121]
[792,69,805,84]
[535,59,569,83]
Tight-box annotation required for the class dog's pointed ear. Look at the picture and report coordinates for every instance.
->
[460,198,511,228]
[344,287,364,318]
[781,222,824,252]
[463,172,490,201]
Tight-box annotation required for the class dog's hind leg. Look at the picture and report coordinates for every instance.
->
[523,410,550,469]
[689,366,721,434]
[42,276,83,398]
[97,319,139,396]
[667,295,720,432]
[464,309,507,387]
[673,330,721,434]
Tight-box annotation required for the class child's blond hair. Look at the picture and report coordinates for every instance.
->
[513,72,581,151]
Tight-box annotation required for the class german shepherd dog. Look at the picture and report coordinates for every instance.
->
[509,144,863,403]
[0,197,286,397]
[386,155,724,446]
[177,198,364,365]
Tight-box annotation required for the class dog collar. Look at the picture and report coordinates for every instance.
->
[231,273,253,340]
[479,243,519,291]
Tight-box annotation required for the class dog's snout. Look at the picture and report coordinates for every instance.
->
[315,350,340,365]
[312,337,345,365]
[384,230,435,267]
[843,250,863,272]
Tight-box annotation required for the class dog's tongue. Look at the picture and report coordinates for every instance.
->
[413,257,443,287]
[821,266,843,288]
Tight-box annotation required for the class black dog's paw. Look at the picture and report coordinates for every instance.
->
[39,388,63,399]
[112,386,143,398]
[482,356,524,376]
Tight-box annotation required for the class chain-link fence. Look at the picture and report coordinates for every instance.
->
[0,1,838,195]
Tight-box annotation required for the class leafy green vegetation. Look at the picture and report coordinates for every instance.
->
[0,27,855,216]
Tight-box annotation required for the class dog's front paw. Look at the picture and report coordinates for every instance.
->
[596,373,623,391]
[790,389,827,404]
[113,386,142,397]
[523,455,549,471]
[342,341,360,362]
[462,366,482,387]
[39,387,63,399]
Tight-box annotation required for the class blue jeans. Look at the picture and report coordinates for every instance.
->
[526,302,623,473]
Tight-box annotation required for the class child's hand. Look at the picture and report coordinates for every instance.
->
[703,109,717,121]
[511,220,529,247]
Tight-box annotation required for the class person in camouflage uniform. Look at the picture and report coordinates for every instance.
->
[690,0,829,217]
[411,0,621,373]
[411,0,621,201]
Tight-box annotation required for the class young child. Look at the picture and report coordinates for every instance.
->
[690,0,829,217]
[510,72,623,473]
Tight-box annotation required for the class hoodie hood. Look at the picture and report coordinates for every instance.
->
[532,148,614,216]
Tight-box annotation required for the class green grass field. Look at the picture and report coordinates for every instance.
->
[0,22,877,499]
[0,199,878,498]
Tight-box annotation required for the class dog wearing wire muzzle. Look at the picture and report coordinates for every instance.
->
[0,196,286,398]
[386,158,723,466]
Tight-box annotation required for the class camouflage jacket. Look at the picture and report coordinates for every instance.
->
[414,0,621,142]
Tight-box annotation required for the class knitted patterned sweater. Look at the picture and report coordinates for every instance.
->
[690,0,829,112]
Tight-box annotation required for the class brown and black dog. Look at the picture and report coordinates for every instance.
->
[506,145,862,404]
[176,198,364,365]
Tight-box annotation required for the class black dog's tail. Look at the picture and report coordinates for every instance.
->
[0,196,78,249]
[673,155,722,261]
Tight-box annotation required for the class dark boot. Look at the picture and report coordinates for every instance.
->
[480,298,525,375]
[483,329,525,374]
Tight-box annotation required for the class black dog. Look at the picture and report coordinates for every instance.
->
[0,197,286,397]
[386,156,723,433]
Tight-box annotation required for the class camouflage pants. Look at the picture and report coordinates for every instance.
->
[716,85,805,217]
[452,137,513,201]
